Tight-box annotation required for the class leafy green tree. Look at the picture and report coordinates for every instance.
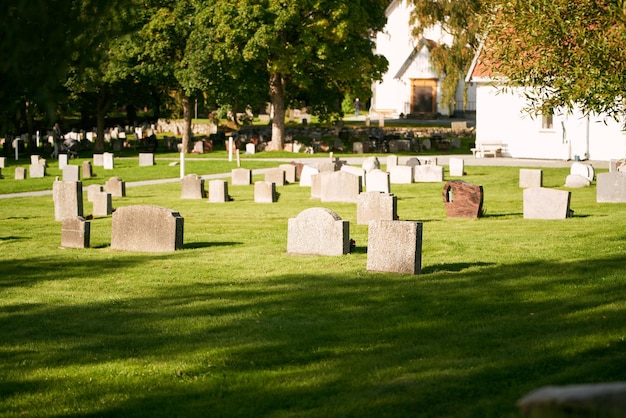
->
[205,0,388,150]
[487,0,626,119]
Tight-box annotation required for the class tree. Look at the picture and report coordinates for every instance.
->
[408,0,490,113]
[487,0,626,120]
[206,0,389,150]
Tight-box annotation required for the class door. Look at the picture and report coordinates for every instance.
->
[411,79,437,114]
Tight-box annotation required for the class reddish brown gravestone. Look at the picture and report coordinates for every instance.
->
[442,180,484,218]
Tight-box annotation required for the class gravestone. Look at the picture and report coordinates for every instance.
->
[357,192,397,225]
[442,181,484,218]
[299,165,319,187]
[103,152,114,170]
[565,174,590,188]
[405,157,420,168]
[310,173,322,199]
[231,168,252,186]
[597,172,626,203]
[254,181,277,203]
[193,141,204,154]
[86,184,104,202]
[367,220,423,275]
[14,167,26,180]
[287,207,350,256]
[104,177,126,197]
[139,153,155,166]
[340,165,365,187]
[208,180,229,203]
[386,155,398,170]
[29,164,45,178]
[92,191,112,217]
[111,205,184,252]
[389,166,413,184]
[58,154,68,170]
[414,165,444,182]
[449,157,464,177]
[362,156,380,173]
[366,169,390,193]
[265,168,286,186]
[291,162,304,181]
[93,154,104,167]
[320,171,362,203]
[63,165,80,182]
[0,157,6,168]
[570,162,594,181]
[279,164,297,183]
[419,157,437,165]
[181,174,206,199]
[30,155,40,165]
[523,187,572,219]
[317,162,337,173]
[517,382,626,418]
[245,143,256,154]
[53,180,84,221]
[60,216,90,249]
[82,161,92,179]
[519,169,543,188]
[353,142,363,154]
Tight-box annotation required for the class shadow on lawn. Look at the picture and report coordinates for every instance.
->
[1,255,625,417]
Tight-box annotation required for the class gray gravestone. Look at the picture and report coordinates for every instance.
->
[208,180,229,203]
[92,192,112,217]
[389,166,413,184]
[414,165,444,182]
[14,167,26,180]
[139,153,155,166]
[53,180,84,221]
[287,207,350,256]
[265,168,286,186]
[519,169,543,188]
[597,172,626,203]
[111,205,184,252]
[278,164,297,183]
[254,181,277,203]
[82,161,92,179]
[231,168,252,186]
[366,169,391,193]
[449,157,464,177]
[103,152,114,170]
[181,174,206,199]
[357,192,397,225]
[405,157,421,168]
[523,187,572,219]
[63,165,80,182]
[61,216,90,249]
[320,171,362,203]
[299,165,319,187]
[367,220,423,275]
[105,177,126,197]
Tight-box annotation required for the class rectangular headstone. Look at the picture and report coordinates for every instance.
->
[353,142,363,154]
[597,172,626,203]
[317,162,337,173]
[86,184,104,202]
[139,153,155,166]
[389,166,413,184]
[320,171,362,203]
[53,180,84,221]
[265,168,286,186]
[340,165,366,187]
[414,165,444,182]
[245,143,256,154]
[29,164,45,178]
[14,167,26,180]
[61,216,90,249]
[92,192,112,217]
[231,168,252,186]
[523,187,572,219]
[0,157,6,168]
[449,157,464,177]
[181,174,206,199]
[278,164,297,183]
[367,220,423,274]
[386,155,398,170]
[104,177,126,197]
[111,205,183,252]
[287,207,350,256]
[103,152,114,170]
[357,192,397,225]
[208,180,229,203]
[93,154,104,167]
[30,155,40,165]
[82,161,92,179]
[58,154,68,170]
[310,173,322,199]
[299,165,319,187]
[519,169,543,188]
[254,181,277,203]
[366,170,390,193]
[63,165,80,182]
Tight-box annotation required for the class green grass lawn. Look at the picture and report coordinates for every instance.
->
[0,160,625,417]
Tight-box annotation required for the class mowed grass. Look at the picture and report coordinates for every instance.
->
[0,160,625,418]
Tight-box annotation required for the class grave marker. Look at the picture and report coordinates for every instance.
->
[58,154,68,170]
[181,174,206,199]
[597,172,626,203]
[208,180,229,203]
[29,164,45,178]
[53,180,84,221]
[14,167,26,180]
[519,169,543,188]
[62,165,80,182]
[92,192,112,217]
[82,161,92,179]
[287,207,350,256]
[449,157,464,177]
[139,153,155,166]
[299,165,319,187]
[278,164,297,183]
[60,216,90,249]
[93,154,104,167]
[366,169,391,193]
[104,177,126,197]
[231,168,252,186]
[442,181,484,218]
[320,171,362,203]
[103,152,114,170]
[367,220,422,275]
[265,168,286,186]
[357,192,397,225]
[254,181,277,203]
[389,166,413,184]
[111,205,184,252]
[523,187,572,219]
[414,165,444,182]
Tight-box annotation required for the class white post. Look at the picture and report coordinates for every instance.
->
[236,149,240,167]
[329,151,333,162]
[180,152,185,179]
[36,131,40,148]
[228,137,233,162]
[13,139,18,161]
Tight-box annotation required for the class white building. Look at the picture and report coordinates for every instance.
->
[371,0,476,118]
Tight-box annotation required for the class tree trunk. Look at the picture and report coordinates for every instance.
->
[268,72,286,151]
[181,94,193,153]
[94,89,111,153]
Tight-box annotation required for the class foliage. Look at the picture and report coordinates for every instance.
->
[487,0,626,120]
[1,163,625,417]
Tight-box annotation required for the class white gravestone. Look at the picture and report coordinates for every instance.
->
[523,187,572,219]
[231,168,252,186]
[208,180,229,203]
[519,169,543,188]
[254,181,277,203]
[366,169,391,193]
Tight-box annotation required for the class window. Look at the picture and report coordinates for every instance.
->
[542,112,554,130]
